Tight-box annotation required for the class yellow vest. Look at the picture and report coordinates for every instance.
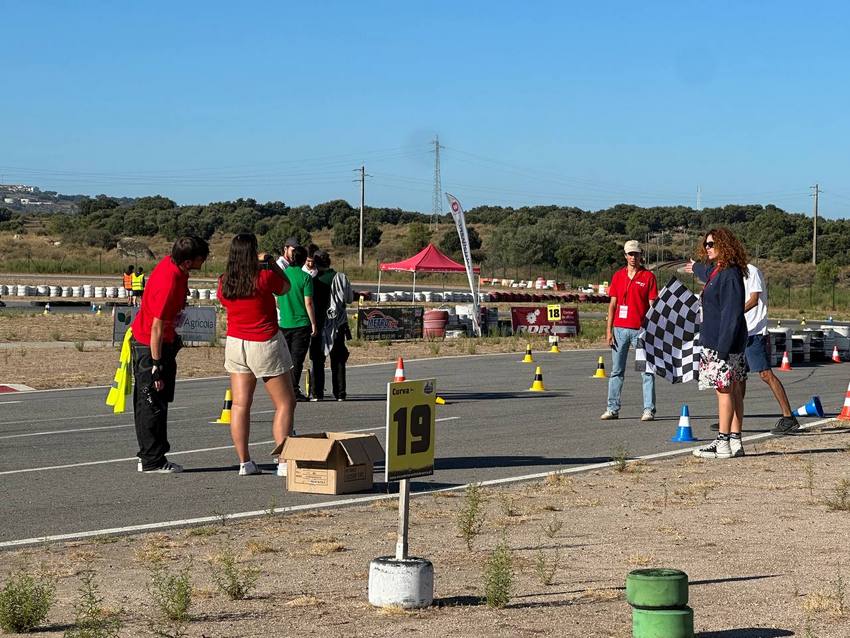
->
[131,273,145,291]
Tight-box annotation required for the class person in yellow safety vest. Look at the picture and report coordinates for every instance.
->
[131,267,146,307]
[123,265,135,301]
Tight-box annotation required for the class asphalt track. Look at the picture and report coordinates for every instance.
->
[1,348,848,548]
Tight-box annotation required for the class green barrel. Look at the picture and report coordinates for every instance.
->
[626,568,689,609]
[632,606,694,638]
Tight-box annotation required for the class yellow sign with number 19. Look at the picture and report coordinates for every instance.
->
[385,379,436,482]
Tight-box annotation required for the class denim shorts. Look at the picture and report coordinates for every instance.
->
[745,334,771,373]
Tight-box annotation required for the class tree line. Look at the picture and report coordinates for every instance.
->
[2,195,848,278]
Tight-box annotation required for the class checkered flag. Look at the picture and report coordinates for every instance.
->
[635,277,701,384]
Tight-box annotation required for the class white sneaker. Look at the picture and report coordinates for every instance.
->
[142,461,184,473]
[239,460,262,476]
[641,410,655,422]
[277,461,288,477]
[729,436,745,458]
[600,410,619,420]
[693,437,732,459]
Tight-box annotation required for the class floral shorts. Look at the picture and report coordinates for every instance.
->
[698,347,747,391]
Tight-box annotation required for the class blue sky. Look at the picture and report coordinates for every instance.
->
[3,1,850,218]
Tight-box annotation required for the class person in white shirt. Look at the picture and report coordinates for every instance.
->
[713,263,798,435]
[276,237,300,270]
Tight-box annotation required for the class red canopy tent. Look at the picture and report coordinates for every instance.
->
[378,243,480,298]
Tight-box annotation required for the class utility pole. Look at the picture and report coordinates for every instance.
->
[811,183,820,266]
[431,136,444,230]
[696,185,702,211]
[355,165,367,266]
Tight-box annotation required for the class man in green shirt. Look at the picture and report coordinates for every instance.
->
[277,245,316,401]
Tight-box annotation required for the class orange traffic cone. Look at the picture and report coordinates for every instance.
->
[832,345,842,364]
[838,381,850,421]
[778,351,792,372]
[393,357,406,382]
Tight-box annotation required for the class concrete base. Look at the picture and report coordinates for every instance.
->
[368,556,434,609]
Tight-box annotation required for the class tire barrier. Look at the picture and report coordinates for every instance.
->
[0,282,218,301]
[626,568,693,638]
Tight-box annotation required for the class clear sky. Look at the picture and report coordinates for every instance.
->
[3,1,850,218]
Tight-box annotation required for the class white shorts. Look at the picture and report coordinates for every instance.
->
[225,331,293,378]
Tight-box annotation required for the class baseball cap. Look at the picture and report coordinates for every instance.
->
[623,240,642,254]
[284,237,300,248]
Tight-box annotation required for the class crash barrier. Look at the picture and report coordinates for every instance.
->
[367,289,610,304]
[0,283,217,301]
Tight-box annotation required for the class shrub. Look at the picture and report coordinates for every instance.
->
[209,549,258,600]
[484,535,513,608]
[0,571,55,633]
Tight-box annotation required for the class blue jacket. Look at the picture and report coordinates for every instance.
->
[693,262,747,359]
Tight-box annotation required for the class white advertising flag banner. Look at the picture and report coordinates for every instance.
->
[445,193,480,336]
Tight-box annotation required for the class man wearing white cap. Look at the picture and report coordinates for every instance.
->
[601,240,658,421]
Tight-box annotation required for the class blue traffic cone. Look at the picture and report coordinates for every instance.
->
[794,395,824,418]
[671,405,698,442]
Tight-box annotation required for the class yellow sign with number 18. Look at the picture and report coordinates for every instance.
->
[385,379,436,482]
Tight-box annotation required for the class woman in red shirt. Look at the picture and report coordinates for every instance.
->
[218,233,295,476]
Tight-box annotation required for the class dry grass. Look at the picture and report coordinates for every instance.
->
[308,542,346,556]
[284,595,324,608]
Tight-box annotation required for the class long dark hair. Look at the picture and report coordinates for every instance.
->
[220,233,260,299]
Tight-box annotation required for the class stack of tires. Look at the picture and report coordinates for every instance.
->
[626,568,693,637]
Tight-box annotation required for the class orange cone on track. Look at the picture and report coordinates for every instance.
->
[778,351,792,372]
[838,381,850,421]
[833,345,842,364]
[393,357,406,382]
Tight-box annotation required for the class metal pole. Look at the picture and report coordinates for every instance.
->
[812,183,819,265]
[359,165,365,266]
[395,478,410,560]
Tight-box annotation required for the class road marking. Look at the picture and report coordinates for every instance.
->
[0,417,458,474]
[0,416,830,549]
[4,348,609,395]
[0,401,22,405]
[0,406,188,428]
[0,423,135,440]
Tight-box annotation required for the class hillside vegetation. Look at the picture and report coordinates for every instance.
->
[1,196,848,291]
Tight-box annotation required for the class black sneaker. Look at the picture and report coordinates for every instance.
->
[295,391,309,402]
[710,422,719,431]
[770,416,800,435]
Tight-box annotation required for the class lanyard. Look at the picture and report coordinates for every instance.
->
[622,269,642,303]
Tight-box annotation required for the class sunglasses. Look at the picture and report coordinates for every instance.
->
[703,241,715,249]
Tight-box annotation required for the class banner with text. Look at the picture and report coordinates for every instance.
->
[357,306,424,341]
[510,306,581,336]
[113,306,217,344]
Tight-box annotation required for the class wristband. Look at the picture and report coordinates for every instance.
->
[152,359,162,368]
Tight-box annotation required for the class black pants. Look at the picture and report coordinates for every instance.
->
[309,331,349,400]
[132,338,179,470]
[281,326,312,395]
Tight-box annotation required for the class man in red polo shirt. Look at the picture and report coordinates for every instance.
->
[132,236,209,473]
[601,240,658,422]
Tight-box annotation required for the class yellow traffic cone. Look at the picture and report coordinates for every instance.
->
[592,356,607,379]
[435,396,446,405]
[549,342,560,353]
[213,388,233,424]
[529,366,546,391]
[522,344,534,363]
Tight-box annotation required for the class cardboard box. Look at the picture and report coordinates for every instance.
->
[272,432,384,495]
